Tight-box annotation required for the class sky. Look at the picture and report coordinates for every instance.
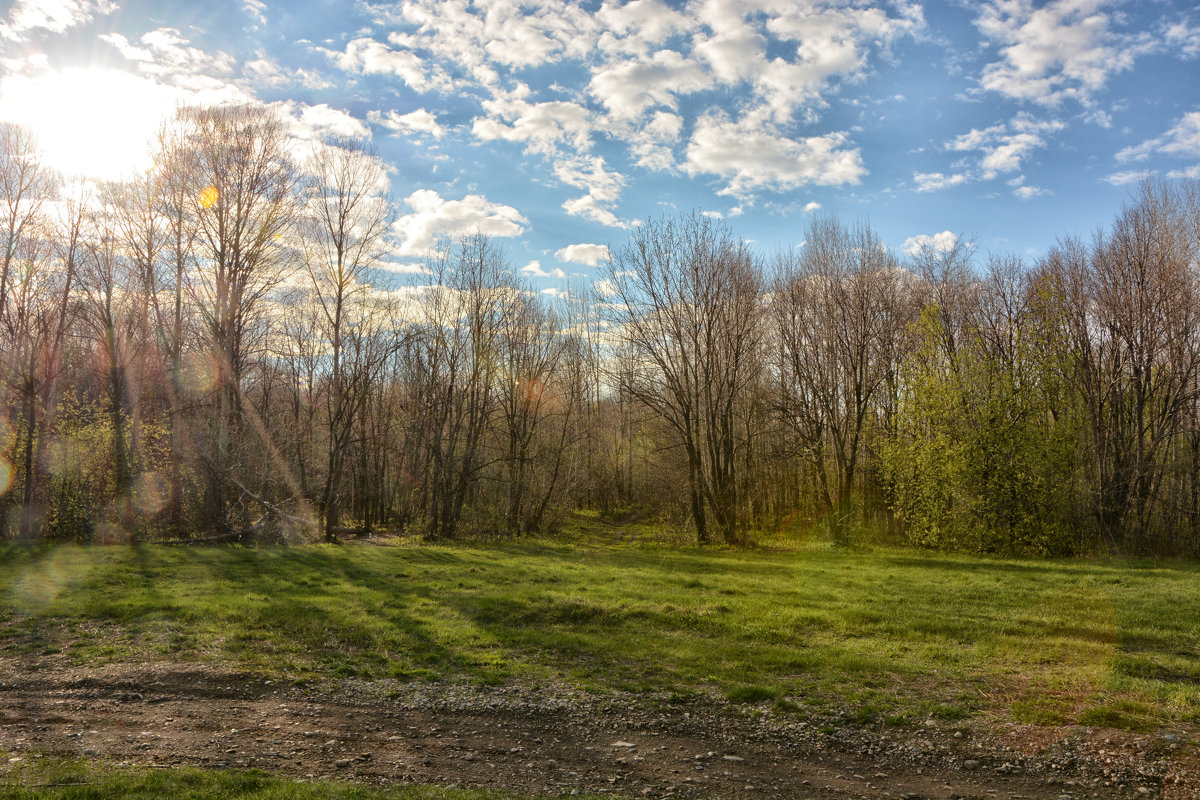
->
[1,0,1198,293]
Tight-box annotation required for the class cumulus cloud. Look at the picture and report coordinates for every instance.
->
[973,0,1152,106]
[1012,183,1048,199]
[803,202,822,214]
[913,171,968,192]
[244,0,267,26]
[371,108,445,139]
[522,260,567,279]
[1104,170,1147,186]
[1116,111,1200,162]
[348,0,924,207]
[1113,111,1200,185]
[592,278,618,297]
[1164,19,1200,59]
[473,97,592,155]
[555,243,610,266]
[556,156,628,227]
[685,114,865,197]
[589,49,711,120]
[282,102,370,141]
[327,38,447,92]
[903,230,960,258]
[0,0,115,41]
[393,189,528,256]
[627,110,682,171]
[946,113,1063,180]
[244,56,332,90]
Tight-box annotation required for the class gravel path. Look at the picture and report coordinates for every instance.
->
[0,660,1194,799]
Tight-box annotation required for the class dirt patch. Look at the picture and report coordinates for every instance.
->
[0,658,1193,799]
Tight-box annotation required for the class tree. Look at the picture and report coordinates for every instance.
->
[1046,179,1200,553]
[299,139,395,540]
[771,215,913,537]
[602,213,763,544]
[178,104,298,537]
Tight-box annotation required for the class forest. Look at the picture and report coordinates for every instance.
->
[3,103,1200,558]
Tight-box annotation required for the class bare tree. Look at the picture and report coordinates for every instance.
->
[602,213,763,544]
[177,104,298,536]
[299,139,395,540]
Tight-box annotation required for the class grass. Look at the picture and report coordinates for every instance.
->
[0,515,1198,731]
[0,755,596,800]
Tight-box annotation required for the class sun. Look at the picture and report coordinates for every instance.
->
[0,66,183,181]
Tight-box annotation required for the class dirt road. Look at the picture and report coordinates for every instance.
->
[0,660,1193,799]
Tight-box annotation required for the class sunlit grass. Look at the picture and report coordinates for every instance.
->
[0,755,586,800]
[0,525,1197,730]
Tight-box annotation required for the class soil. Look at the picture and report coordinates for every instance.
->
[0,658,1195,799]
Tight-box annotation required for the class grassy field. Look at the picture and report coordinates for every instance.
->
[1,518,1198,731]
[0,756,593,800]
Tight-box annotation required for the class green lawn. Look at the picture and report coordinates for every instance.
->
[1,521,1198,730]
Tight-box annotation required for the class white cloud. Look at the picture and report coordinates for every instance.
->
[244,0,267,26]
[1114,111,1200,185]
[0,0,115,41]
[522,260,567,279]
[244,56,332,90]
[592,278,618,297]
[1116,111,1200,162]
[1012,183,1048,199]
[627,110,681,171]
[555,243,610,266]
[1104,170,1147,186]
[283,102,370,141]
[371,108,445,140]
[913,171,968,192]
[973,0,1152,106]
[374,261,432,275]
[556,156,628,227]
[1164,19,1200,59]
[803,201,822,213]
[562,195,626,229]
[685,114,865,197]
[393,189,528,256]
[328,38,447,92]
[1168,164,1200,180]
[473,98,592,155]
[946,113,1063,180]
[589,49,711,120]
[353,0,923,205]
[595,0,688,56]
[903,230,960,258]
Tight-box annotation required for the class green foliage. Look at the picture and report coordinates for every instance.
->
[883,305,1082,555]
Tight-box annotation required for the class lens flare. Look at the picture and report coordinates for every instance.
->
[199,185,219,208]
[11,546,98,614]
[179,351,219,394]
[93,521,129,545]
[131,471,169,516]
[43,437,73,478]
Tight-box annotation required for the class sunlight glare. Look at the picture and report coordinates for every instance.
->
[0,67,182,181]
[199,185,219,208]
[131,471,169,515]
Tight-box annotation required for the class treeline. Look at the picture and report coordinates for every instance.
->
[2,105,1200,556]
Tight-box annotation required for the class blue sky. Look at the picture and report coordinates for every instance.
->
[1,0,1198,290]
